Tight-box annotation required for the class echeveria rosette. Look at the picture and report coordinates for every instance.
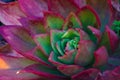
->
[0,3,120,79]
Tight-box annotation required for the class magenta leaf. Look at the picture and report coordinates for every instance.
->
[0,26,50,66]
[0,1,26,25]
[22,64,68,80]
[48,0,79,18]
[0,26,36,53]
[20,18,46,34]
[75,40,95,66]
[93,46,108,67]
[72,68,100,80]
[0,55,39,80]
[58,65,84,76]
[18,0,48,19]
[73,0,86,8]
[99,26,119,52]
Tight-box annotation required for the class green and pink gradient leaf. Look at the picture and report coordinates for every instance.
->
[50,30,65,55]
[99,26,119,52]
[77,5,101,29]
[0,1,26,25]
[75,40,95,66]
[48,0,80,18]
[62,29,80,39]
[86,0,112,28]
[57,65,84,76]
[0,26,36,53]
[45,12,64,30]
[18,0,48,19]
[35,34,52,56]
[20,18,46,34]
[0,26,51,66]
[58,50,77,64]
[0,55,40,80]
[32,47,53,67]
[63,12,82,30]
[22,64,68,80]
[72,68,100,80]
[49,52,64,67]
[88,26,101,42]
[79,29,90,40]
[93,46,108,67]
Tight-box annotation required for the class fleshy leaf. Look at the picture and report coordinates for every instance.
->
[0,26,50,66]
[0,1,26,25]
[61,39,70,51]
[102,70,120,80]
[57,65,84,76]
[48,52,64,67]
[72,68,100,80]
[0,26,36,53]
[63,12,82,30]
[86,0,112,28]
[0,55,35,70]
[77,5,101,29]
[0,69,40,80]
[58,50,77,64]
[50,30,65,55]
[35,34,52,56]
[93,46,108,67]
[0,55,40,80]
[33,47,53,67]
[56,41,64,56]
[88,26,101,42]
[109,0,120,21]
[62,29,80,39]
[73,0,86,8]
[48,0,79,18]
[22,64,68,80]
[20,18,46,34]
[99,26,119,52]
[78,29,90,40]
[45,12,64,30]
[75,40,95,66]
[18,0,48,19]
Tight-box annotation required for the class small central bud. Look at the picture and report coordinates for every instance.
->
[69,38,79,49]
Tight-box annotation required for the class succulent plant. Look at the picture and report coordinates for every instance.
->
[0,0,120,80]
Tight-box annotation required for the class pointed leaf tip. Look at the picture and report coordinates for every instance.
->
[93,46,108,67]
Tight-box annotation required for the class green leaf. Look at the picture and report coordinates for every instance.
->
[45,12,64,30]
[77,6,100,29]
[50,30,65,55]
[56,41,65,56]
[63,12,82,30]
[62,29,80,39]
[35,34,53,56]
[34,47,51,65]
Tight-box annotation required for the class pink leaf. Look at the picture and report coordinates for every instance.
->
[18,0,48,19]
[0,1,26,25]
